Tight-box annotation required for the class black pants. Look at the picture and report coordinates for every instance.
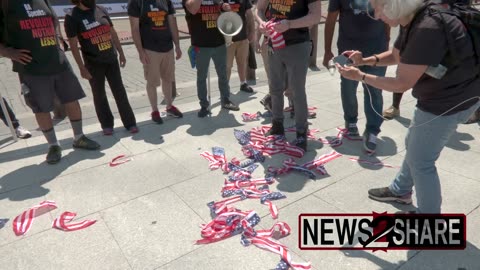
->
[86,59,136,129]
[0,98,20,129]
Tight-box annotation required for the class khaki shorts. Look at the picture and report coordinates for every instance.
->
[227,39,249,79]
[143,49,175,88]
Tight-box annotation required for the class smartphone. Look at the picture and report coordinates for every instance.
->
[333,54,353,67]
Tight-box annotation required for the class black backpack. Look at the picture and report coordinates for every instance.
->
[403,1,480,71]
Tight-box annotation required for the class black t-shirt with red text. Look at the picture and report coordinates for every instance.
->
[128,0,175,53]
[64,6,116,64]
[224,0,252,42]
[183,0,225,48]
[266,0,318,46]
[0,0,68,75]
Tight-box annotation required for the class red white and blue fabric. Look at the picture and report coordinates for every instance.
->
[200,147,229,172]
[13,200,57,236]
[265,20,286,50]
[285,127,319,139]
[268,151,342,179]
[319,127,363,148]
[242,111,264,122]
[52,212,96,232]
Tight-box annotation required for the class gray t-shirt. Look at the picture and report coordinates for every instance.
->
[328,0,388,55]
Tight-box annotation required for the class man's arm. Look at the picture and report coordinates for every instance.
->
[246,9,255,42]
[110,26,126,67]
[322,10,338,67]
[184,0,202,14]
[287,1,322,29]
[67,36,92,79]
[168,15,182,59]
[255,0,268,25]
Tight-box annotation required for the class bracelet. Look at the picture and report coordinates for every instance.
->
[373,54,379,66]
[361,73,366,83]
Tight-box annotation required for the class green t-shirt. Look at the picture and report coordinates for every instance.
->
[0,0,68,75]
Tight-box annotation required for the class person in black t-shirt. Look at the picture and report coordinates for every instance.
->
[224,0,256,94]
[337,0,480,213]
[183,0,240,117]
[65,0,138,135]
[128,0,184,123]
[255,0,322,151]
[0,0,100,164]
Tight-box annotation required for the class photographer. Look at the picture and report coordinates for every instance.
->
[337,0,480,213]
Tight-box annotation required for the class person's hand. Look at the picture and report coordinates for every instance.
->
[221,3,231,11]
[272,20,290,33]
[119,52,126,68]
[343,50,364,66]
[6,48,32,65]
[323,51,334,69]
[175,46,182,60]
[139,49,149,65]
[336,63,364,81]
[258,21,268,35]
[80,65,92,80]
[255,40,262,53]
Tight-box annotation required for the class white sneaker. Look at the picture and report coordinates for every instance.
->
[15,126,32,139]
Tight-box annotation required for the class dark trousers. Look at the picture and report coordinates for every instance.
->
[85,59,136,129]
[0,98,20,129]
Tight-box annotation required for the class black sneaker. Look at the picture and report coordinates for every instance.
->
[345,122,360,137]
[198,107,210,118]
[222,99,240,111]
[167,105,183,118]
[240,83,254,93]
[73,135,100,150]
[293,131,307,151]
[260,95,272,112]
[266,120,285,136]
[46,145,62,164]
[368,187,412,204]
[363,132,377,154]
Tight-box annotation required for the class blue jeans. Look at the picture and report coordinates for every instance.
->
[340,65,386,135]
[390,102,480,213]
[195,45,230,108]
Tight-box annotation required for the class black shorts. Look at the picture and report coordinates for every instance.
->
[19,67,86,113]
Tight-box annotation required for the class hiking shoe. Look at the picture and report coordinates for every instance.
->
[73,135,100,150]
[363,132,377,154]
[260,94,272,112]
[15,126,32,139]
[103,128,114,136]
[383,105,400,119]
[198,107,210,118]
[151,111,163,124]
[128,126,139,134]
[293,131,307,151]
[167,105,183,118]
[345,122,360,137]
[368,187,413,204]
[46,145,62,164]
[266,120,285,136]
[240,83,254,93]
[465,109,480,124]
[222,99,240,111]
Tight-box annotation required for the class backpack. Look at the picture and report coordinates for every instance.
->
[403,1,480,71]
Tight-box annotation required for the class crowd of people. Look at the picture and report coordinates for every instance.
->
[1,0,480,213]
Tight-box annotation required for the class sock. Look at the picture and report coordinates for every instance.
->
[42,128,59,146]
[241,81,247,85]
[70,119,83,141]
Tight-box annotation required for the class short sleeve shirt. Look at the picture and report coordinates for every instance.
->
[328,0,388,55]
[394,9,480,115]
[128,0,175,52]
[266,0,319,46]
[64,6,117,64]
[1,0,68,75]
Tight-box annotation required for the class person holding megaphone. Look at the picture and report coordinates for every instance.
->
[183,0,240,117]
